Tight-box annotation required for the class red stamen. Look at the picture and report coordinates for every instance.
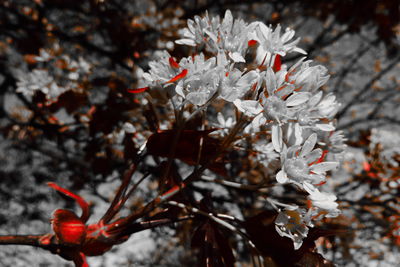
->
[273,55,281,72]
[127,87,150,94]
[164,69,188,84]
[168,57,180,68]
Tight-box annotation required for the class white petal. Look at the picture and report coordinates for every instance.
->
[310,162,339,174]
[233,99,263,116]
[142,73,153,82]
[309,173,325,183]
[175,82,185,97]
[186,91,209,106]
[281,28,295,42]
[221,10,233,33]
[187,19,196,34]
[276,170,288,183]
[272,124,282,152]
[175,39,197,46]
[308,91,323,107]
[305,148,322,163]
[293,47,307,55]
[229,52,246,63]
[294,123,303,145]
[258,22,272,40]
[285,92,310,106]
[204,29,218,43]
[315,123,335,131]
[265,68,277,96]
[303,181,317,195]
[300,133,317,157]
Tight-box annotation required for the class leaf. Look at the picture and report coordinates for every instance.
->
[48,90,88,114]
[146,129,227,176]
[192,221,235,267]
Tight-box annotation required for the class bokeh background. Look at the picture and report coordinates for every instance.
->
[0,0,399,266]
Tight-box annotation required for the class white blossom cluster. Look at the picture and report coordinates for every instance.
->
[139,10,345,249]
[15,46,91,102]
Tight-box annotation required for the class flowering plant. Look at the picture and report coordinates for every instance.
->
[0,9,346,266]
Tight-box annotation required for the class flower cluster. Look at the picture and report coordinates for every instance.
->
[135,10,344,249]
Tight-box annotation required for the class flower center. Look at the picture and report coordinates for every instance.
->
[264,96,287,121]
[285,158,309,180]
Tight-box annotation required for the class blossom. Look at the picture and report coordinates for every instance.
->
[176,10,254,60]
[16,69,66,100]
[276,133,339,185]
[142,51,188,86]
[303,182,340,217]
[219,69,259,102]
[275,207,312,250]
[285,58,330,92]
[249,22,306,66]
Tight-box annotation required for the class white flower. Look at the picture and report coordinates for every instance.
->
[294,91,339,132]
[303,182,340,217]
[219,69,259,102]
[16,69,66,100]
[276,133,339,185]
[250,22,306,66]
[286,59,330,92]
[260,68,311,123]
[176,10,254,59]
[275,208,310,250]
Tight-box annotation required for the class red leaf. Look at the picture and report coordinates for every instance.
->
[127,87,150,94]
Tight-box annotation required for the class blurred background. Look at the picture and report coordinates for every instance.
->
[0,0,399,266]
